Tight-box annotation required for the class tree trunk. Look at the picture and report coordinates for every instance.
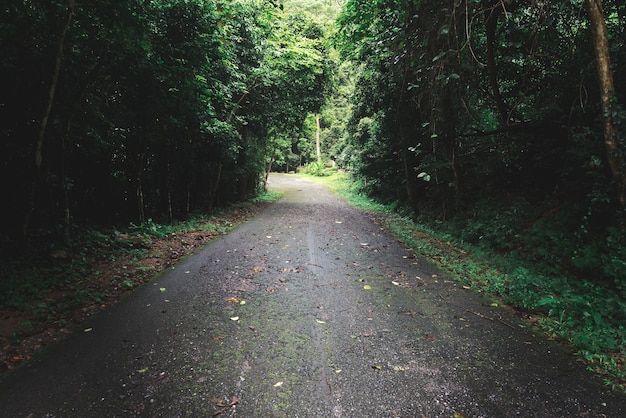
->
[484,1,508,125]
[209,162,223,211]
[167,181,173,224]
[136,178,145,224]
[315,114,322,163]
[60,118,73,247]
[587,0,626,208]
[265,158,274,187]
[23,0,75,245]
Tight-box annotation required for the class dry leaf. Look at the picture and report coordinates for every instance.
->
[273,381,283,387]
[423,334,436,341]
[229,396,239,406]
[212,408,227,416]
[211,398,228,407]
[226,297,239,304]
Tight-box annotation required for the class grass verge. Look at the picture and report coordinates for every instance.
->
[301,171,626,392]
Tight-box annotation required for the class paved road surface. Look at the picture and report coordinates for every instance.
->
[0,174,624,417]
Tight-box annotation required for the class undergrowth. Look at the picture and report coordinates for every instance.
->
[304,171,626,392]
[0,190,282,333]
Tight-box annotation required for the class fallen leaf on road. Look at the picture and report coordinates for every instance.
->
[423,334,436,341]
[83,328,93,333]
[391,281,400,286]
[211,397,228,407]
[230,316,239,321]
[363,285,372,290]
[371,365,382,370]
[316,319,326,324]
[212,336,225,341]
[212,407,227,416]
[230,396,239,406]
[137,367,148,373]
[240,300,247,305]
[160,287,166,292]
[398,310,417,316]
[226,297,240,304]
[273,381,283,387]
[248,325,256,331]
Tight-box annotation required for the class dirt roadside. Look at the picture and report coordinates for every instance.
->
[0,174,624,417]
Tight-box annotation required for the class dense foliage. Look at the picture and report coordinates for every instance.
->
[334,0,626,285]
[0,0,331,253]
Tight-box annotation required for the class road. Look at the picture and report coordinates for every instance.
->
[0,174,624,417]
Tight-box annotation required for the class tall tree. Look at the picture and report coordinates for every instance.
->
[587,0,625,208]
[23,0,75,246]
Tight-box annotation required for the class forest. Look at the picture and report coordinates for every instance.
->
[1,0,333,249]
[1,0,625,388]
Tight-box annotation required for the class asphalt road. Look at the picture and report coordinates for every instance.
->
[0,174,624,417]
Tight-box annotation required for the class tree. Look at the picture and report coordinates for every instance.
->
[587,0,625,209]
[22,0,75,246]
[0,0,334,251]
